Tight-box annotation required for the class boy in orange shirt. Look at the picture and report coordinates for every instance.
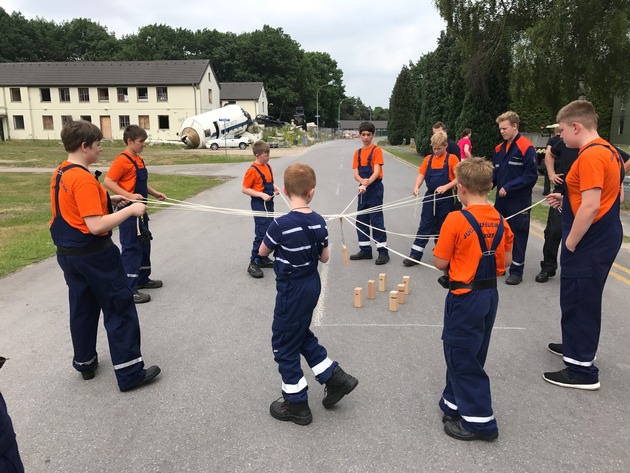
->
[104,125,166,304]
[242,140,281,278]
[543,100,623,390]
[350,121,390,265]
[403,131,459,266]
[433,157,513,441]
[51,120,160,391]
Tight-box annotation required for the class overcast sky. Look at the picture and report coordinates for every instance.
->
[4,0,446,108]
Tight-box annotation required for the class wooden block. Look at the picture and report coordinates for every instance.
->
[378,273,386,292]
[402,275,410,295]
[397,284,406,304]
[367,280,375,299]
[342,244,349,267]
[354,287,363,308]
[389,290,398,312]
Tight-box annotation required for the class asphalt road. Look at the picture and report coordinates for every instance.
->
[1,140,630,472]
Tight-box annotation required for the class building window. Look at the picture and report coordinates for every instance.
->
[43,115,54,130]
[156,87,168,102]
[78,88,90,102]
[10,88,21,102]
[208,72,212,82]
[619,116,625,135]
[117,87,128,102]
[61,115,73,126]
[40,88,51,102]
[98,88,109,102]
[80,115,92,123]
[59,88,71,102]
[158,115,170,129]
[208,89,213,104]
[119,115,130,129]
[139,115,150,129]
[13,115,25,129]
[137,87,148,101]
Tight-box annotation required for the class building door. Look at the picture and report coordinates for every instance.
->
[100,116,112,139]
[0,118,4,141]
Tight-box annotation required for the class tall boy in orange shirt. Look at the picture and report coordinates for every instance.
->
[433,158,513,441]
[105,125,166,304]
[543,100,623,390]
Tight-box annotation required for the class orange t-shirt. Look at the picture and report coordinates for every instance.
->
[49,161,109,235]
[352,144,384,179]
[418,152,458,181]
[433,205,514,295]
[242,162,274,192]
[565,138,622,223]
[106,152,146,193]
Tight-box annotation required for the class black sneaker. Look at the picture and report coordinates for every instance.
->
[403,257,419,267]
[547,343,563,356]
[535,271,555,283]
[505,274,522,285]
[137,279,163,289]
[133,292,151,303]
[542,369,600,390]
[81,360,98,380]
[269,397,312,425]
[444,420,498,441]
[349,252,372,260]
[120,365,161,392]
[247,261,263,278]
[322,366,359,408]
[375,253,390,265]
[259,256,274,268]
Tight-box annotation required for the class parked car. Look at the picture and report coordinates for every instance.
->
[205,134,250,150]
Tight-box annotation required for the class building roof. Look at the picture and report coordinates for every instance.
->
[0,60,212,87]
[339,120,388,129]
[220,82,264,100]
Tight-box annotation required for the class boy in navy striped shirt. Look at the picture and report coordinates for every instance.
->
[259,163,358,425]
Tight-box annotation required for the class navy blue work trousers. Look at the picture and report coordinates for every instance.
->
[271,273,336,403]
[439,289,499,435]
[57,244,146,390]
[119,216,151,292]
[0,393,24,473]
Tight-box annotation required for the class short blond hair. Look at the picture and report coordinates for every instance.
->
[556,100,598,130]
[496,111,519,126]
[284,163,316,199]
[455,157,493,195]
[431,130,448,148]
[252,140,270,156]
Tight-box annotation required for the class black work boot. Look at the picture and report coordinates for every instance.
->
[322,366,359,408]
[269,397,312,425]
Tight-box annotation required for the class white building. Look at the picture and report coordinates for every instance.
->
[0,59,221,141]
[219,82,268,119]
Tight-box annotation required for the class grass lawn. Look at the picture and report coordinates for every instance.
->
[0,139,255,168]
[0,172,228,278]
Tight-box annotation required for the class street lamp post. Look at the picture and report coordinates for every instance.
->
[316,81,333,138]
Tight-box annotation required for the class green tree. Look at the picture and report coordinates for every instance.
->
[0,8,41,61]
[388,65,416,145]
[58,18,120,61]
[411,32,467,154]
[117,24,194,60]
[511,0,630,138]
